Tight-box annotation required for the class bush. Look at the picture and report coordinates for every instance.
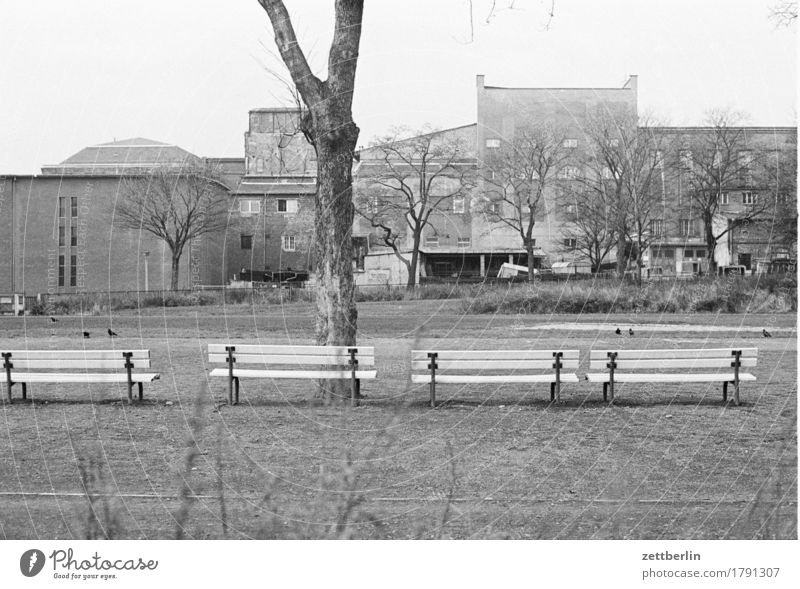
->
[461,276,797,315]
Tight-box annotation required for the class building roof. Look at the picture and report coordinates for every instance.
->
[41,138,200,175]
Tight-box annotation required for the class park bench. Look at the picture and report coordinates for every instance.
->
[585,348,758,405]
[207,344,377,406]
[1,349,160,404]
[411,349,580,407]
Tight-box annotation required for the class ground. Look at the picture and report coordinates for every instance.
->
[0,300,796,540]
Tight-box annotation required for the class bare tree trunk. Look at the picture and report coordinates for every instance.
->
[314,132,359,402]
[616,229,626,276]
[171,255,180,291]
[704,218,719,275]
[407,246,420,290]
[524,238,536,284]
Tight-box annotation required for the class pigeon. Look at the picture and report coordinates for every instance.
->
[49,316,58,322]
[763,329,772,338]
[628,328,634,336]
[107,328,118,337]
[615,328,621,335]
[83,331,90,339]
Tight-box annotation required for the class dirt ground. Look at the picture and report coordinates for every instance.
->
[0,300,796,539]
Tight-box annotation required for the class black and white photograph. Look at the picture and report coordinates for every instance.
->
[0,0,797,585]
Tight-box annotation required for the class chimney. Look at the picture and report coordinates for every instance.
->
[476,74,485,89]
[624,74,638,94]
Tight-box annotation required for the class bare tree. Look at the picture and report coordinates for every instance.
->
[580,110,637,275]
[682,110,772,274]
[762,133,797,253]
[482,124,570,281]
[558,184,617,272]
[256,0,363,402]
[770,0,798,25]
[114,163,228,290]
[619,126,675,283]
[355,126,474,289]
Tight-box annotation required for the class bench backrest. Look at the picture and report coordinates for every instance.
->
[412,350,580,372]
[207,344,375,368]
[589,348,758,371]
[0,350,151,370]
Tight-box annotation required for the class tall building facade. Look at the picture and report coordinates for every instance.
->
[0,75,795,296]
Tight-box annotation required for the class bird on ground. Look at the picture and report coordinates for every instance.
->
[615,328,621,335]
[628,328,634,336]
[49,316,58,322]
[763,329,772,338]
[83,331,90,339]
[107,328,118,337]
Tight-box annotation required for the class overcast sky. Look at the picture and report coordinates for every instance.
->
[0,0,795,174]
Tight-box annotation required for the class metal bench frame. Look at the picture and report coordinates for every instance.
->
[1,350,159,404]
[586,348,757,405]
[411,349,580,407]
[208,344,377,407]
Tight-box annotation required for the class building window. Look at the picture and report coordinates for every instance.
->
[457,237,471,248]
[650,219,664,237]
[563,139,578,148]
[742,191,757,205]
[696,249,706,258]
[488,201,502,216]
[738,150,753,182]
[608,139,620,148]
[559,166,580,180]
[58,225,65,247]
[70,255,77,287]
[282,235,296,252]
[684,249,694,259]
[679,219,697,237]
[564,238,577,249]
[240,234,253,250]
[71,197,78,218]
[679,150,693,172]
[277,198,298,214]
[58,255,65,287]
[453,196,465,214]
[58,197,66,218]
[424,236,439,248]
[485,139,500,148]
[776,192,788,204]
[565,203,576,214]
[239,199,261,214]
[718,192,729,205]
[256,158,264,173]
[70,223,77,247]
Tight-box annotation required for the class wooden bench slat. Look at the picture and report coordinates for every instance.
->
[207,344,374,357]
[411,359,579,371]
[207,353,375,366]
[411,373,579,384]
[209,368,377,380]
[1,350,151,360]
[588,358,757,370]
[585,372,757,383]
[411,350,579,361]
[589,348,758,360]
[5,359,152,370]
[9,373,160,383]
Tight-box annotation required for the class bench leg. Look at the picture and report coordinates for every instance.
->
[21,383,27,401]
[138,382,143,402]
[550,382,555,402]
[234,377,240,405]
[723,381,728,402]
[734,380,740,407]
[602,383,608,402]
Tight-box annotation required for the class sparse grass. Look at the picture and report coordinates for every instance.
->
[0,302,795,539]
